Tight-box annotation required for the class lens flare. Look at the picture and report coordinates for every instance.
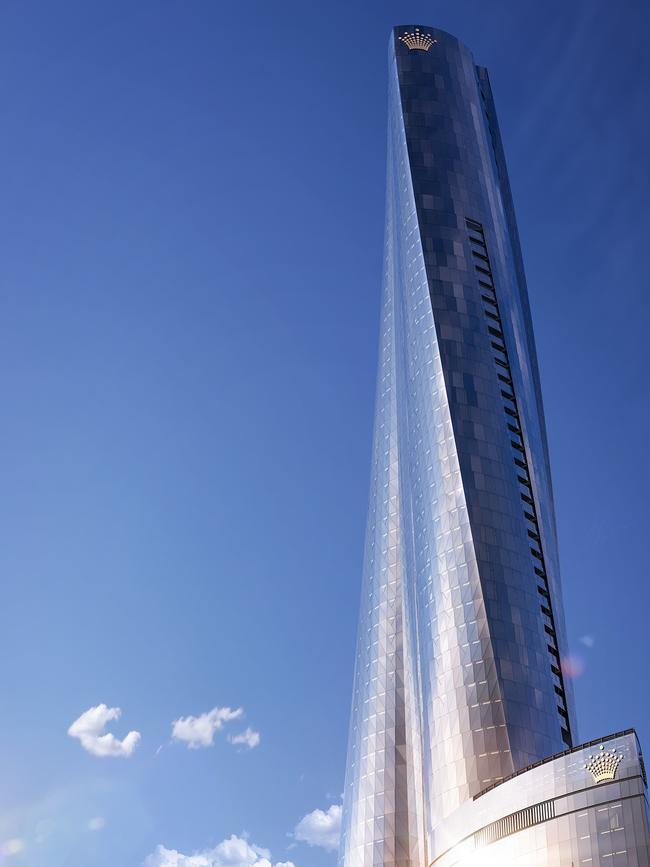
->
[561,654,585,679]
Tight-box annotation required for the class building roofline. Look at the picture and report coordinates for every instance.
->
[474,728,641,799]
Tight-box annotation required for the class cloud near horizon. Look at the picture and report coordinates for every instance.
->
[171,706,244,749]
[142,834,295,867]
[68,704,141,758]
[294,804,341,852]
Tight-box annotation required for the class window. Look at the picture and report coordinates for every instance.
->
[467,214,573,749]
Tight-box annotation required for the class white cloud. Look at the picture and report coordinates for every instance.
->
[172,707,243,749]
[2,839,24,857]
[142,834,295,867]
[68,704,140,758]
[228,728,260,750]
[294,804,341,852]
[88,816,106,831]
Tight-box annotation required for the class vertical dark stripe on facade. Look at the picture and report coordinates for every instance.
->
[465,216,572,747]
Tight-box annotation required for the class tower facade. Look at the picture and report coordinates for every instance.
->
[339,26,650,867]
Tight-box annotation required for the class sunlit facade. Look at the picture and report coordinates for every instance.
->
[339,25,650,867]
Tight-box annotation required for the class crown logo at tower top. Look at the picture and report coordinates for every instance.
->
[584,746,623,783]
[399,29,436,51]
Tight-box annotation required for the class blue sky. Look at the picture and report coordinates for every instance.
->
[0,1,648,865]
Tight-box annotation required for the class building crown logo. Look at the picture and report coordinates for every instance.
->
[398,29,436,52]
[584,745,623,783]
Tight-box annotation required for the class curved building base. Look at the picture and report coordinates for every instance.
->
[431,730,650,866]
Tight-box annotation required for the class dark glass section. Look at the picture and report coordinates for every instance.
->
[393,25,575,769]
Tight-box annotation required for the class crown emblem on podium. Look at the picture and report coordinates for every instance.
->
[399,29,436,52]
[584,745,623,783]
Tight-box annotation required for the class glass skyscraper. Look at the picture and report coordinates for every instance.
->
[339,25,650,867]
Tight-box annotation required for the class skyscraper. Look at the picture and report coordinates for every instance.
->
[339,25,650,867]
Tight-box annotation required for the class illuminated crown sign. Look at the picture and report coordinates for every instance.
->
[584,746,623,783]
[399,29,436,52]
